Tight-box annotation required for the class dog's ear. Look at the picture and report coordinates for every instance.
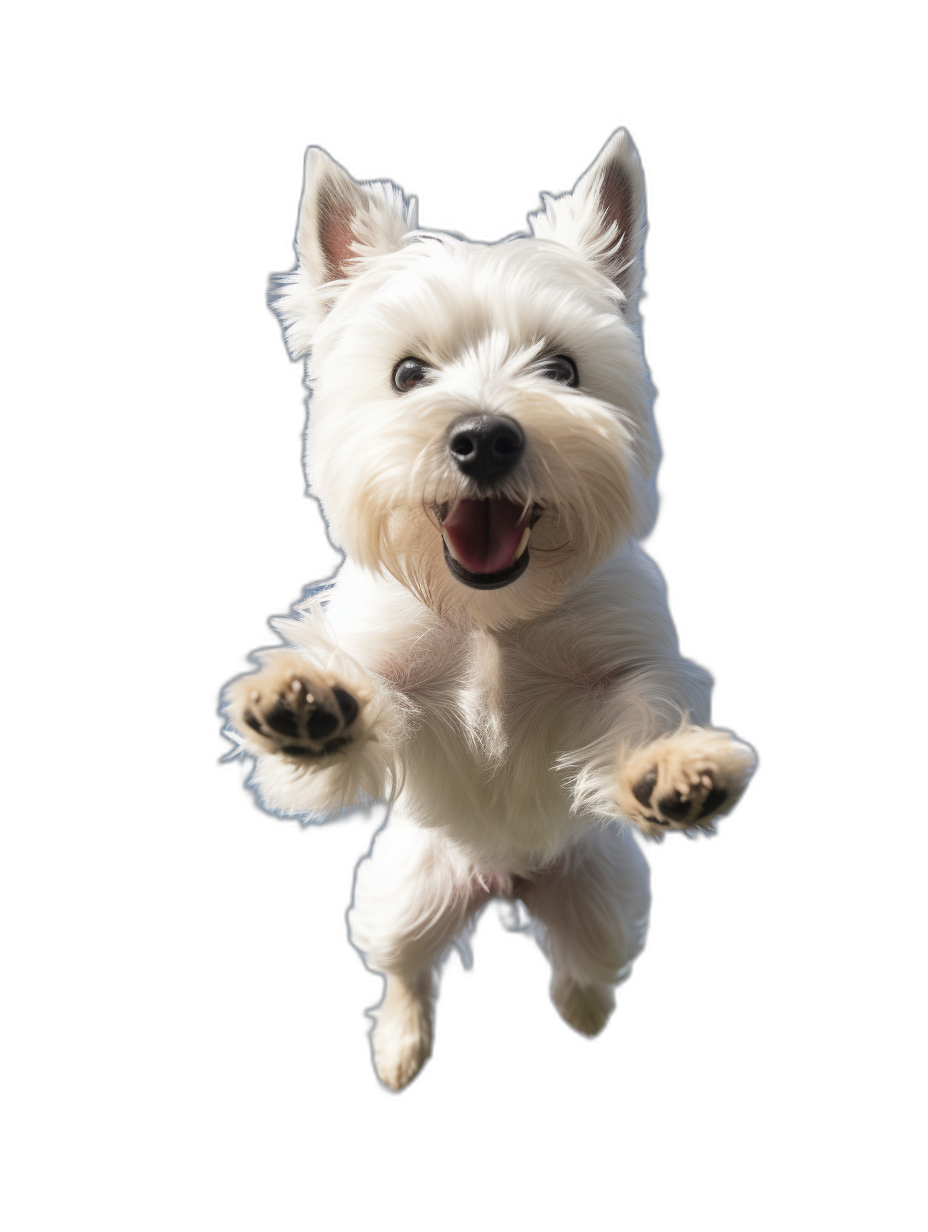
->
[272,147,416,356]
[529,129,646,311]
[295,147,415,283]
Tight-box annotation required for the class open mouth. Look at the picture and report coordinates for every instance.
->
[439,498,538,590]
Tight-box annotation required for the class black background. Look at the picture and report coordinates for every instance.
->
[178,89,818,1133]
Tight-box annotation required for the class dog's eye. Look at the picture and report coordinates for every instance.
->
[393,357,431,393]
[541,355,579,387]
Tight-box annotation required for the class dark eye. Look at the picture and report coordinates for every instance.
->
[541,355,579,387]
[392,357,431,393]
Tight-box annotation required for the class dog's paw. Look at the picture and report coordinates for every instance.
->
[370,974,433,1092]
[226,651,364,761]
[619,727,756,839]
[552,977,615,1037]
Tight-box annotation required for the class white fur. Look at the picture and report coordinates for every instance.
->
[224,131,756,1089]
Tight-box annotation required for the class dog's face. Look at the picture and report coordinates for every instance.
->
[274,132,658,628]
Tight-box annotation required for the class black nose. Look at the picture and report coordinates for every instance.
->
[447,414,525,483]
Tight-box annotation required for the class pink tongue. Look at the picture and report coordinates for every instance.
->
[443,498,528,574]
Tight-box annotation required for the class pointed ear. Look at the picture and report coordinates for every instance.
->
[272,147,416,356]
[295,147,417,283]
[529,129,647,309]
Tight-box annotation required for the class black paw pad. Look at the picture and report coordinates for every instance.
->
[632,768,658,808]
[306,706,340,741]
[332,687,359,729]
[242,676,360,758]
[657,790,692,822]
[698,785,728,819]
[264,701,301,738]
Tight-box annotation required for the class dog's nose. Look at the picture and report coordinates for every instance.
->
[447,414,525,483]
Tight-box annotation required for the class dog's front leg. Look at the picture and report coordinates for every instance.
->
[224,646,404,817]
[562,660,756,838]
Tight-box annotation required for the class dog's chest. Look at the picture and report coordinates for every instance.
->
[403,627,564,767]
[376,619,596,862]
[455,631,514,762]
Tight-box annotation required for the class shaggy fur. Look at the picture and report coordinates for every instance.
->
[224,130,756,1089]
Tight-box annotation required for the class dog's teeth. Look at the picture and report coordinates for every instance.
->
[442,533,463,565]
[513,526,531,562]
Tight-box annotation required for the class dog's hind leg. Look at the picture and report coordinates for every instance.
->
[348,820,490,1091]
[519,823,651,1037]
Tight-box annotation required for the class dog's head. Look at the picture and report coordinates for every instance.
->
[273,131,658,628]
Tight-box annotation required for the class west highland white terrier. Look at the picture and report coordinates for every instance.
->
[224,130,756,1089]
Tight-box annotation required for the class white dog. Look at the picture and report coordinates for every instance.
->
[224,130,756,1089]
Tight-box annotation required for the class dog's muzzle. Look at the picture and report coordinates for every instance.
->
[439,414,535,589]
